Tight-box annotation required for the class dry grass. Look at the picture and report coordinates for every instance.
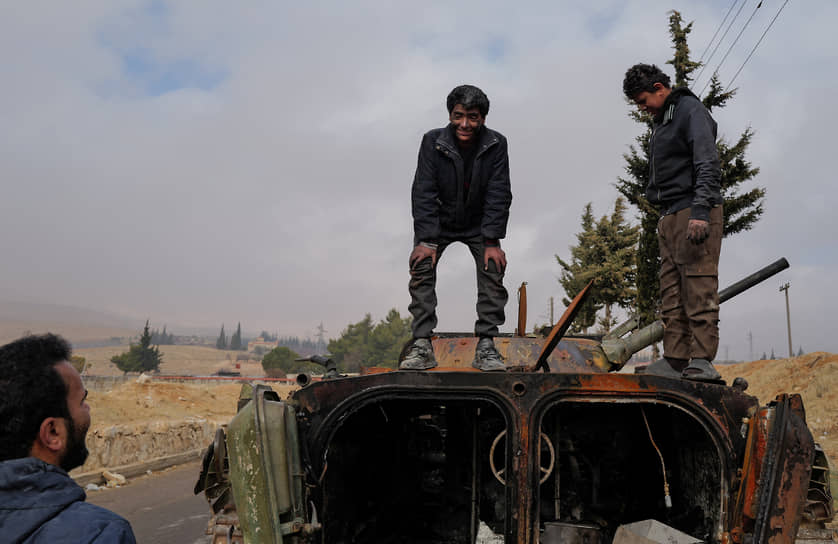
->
[718,352,838,464]
[88,381,297,427]
[75,344,266,377]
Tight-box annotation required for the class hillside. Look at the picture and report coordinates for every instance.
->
[74,344,266,377]
[718,352,838,463]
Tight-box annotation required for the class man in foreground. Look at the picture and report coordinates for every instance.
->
[401,84,512,372]
[623,63,724,381]
[0,333,137,543]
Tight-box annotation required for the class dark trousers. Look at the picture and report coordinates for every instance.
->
[658,206,723,361]
[409,236,508,338]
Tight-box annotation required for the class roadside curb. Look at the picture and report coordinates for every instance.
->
[72,448,205,487]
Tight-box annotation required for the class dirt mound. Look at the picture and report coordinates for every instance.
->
[88,380,297,426]
[718,352,838,462]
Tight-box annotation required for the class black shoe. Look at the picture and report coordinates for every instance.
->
[472,338,506,372]
[399,338,437,370]
[641,357,688,378]
[681,358,721,382]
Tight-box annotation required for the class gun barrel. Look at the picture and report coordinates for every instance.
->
[603,257,790,367]
[719,258,789,303]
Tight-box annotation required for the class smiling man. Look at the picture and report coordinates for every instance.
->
[623,63,723,382]
[402,84,512,372]
[0,334,137,543]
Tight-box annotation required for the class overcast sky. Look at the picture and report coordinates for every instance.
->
[1,1,835,360]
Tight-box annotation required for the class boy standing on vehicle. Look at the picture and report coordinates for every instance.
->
[623,64,724,381]
[401,85,512,372]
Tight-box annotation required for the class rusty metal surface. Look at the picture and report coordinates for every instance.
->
[292,371,760,543]
[428,335,602,373]
[517,282,527,336]
[752,394,816,544]
[535,280,593,371]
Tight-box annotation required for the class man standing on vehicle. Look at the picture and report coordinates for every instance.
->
[623,63,723,381]
[0,334,137,543]
[401,84,512,372]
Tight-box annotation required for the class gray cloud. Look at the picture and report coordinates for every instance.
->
[1,1,834,358]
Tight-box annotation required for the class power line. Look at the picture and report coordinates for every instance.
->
[726,0,792,90]
[698,0,764,97]
[692,0,749,91]
[698,0,740,64]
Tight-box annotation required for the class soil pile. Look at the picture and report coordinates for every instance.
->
[718,352,838,463]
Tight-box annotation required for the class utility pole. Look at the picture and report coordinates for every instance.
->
[779,282,793,358]
[549,297,555,326]
[747,331,753,361]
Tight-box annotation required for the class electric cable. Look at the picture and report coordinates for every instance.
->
[641,406,672,508]
[726,0,792,90]
[692,0,749,91]
[698,1,764,98]
[698,0,740,64]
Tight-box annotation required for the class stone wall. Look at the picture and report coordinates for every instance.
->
[72,418,226,475]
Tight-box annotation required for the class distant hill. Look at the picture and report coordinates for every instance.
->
[0,300,142,346]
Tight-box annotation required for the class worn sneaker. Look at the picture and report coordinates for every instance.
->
[681,358,722,382]
[641,357,688,378]
[472,337,506,372]
[399,338,437,370]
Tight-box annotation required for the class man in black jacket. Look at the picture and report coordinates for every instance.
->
[623,64,724,381]
[0,334,137,543]
[401,85,512,372]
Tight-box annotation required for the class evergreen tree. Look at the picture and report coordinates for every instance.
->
[367,309,413,367]
[797,346,804,356]
[327,314,374,372]
[230,322,243,350]
[616,10,765,330]
[556,204,601,333]
[593,198,640,333]
[111,320,163,374]
[557,198,639,334]
[261,346,314,376]
[216,324,227,350]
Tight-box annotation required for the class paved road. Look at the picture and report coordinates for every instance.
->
[86,460,211,544]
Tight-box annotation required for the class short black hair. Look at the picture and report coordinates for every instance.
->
[446,84,490,116]
[0,334,72,461]
[623,63,671,99]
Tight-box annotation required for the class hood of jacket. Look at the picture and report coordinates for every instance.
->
[0,457,85,541]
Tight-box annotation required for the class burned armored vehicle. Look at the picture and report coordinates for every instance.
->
[196,259,835,543]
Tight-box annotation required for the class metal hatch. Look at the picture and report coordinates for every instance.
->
[733,393,816,544]
[226,384,307,543]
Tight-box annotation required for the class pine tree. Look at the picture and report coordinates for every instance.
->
[111,320,163,374]
[557,199,639,334]
[216,324,227,350]
[616,10,765,331]
[557,203,601,333]
[593,198,640,333]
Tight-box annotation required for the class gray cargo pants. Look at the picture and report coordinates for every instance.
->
[409,236,508,339]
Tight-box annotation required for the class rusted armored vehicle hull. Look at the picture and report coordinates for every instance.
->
[198,367,834,543]
[196,259,835,543]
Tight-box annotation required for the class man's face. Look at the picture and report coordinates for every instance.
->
[55,361,91,471]
[632,83,669,117]
[449,104,485,145]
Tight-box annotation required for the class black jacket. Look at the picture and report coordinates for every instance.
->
[412,124,512,242]
[0,457,136,543]
[647,87,722,221]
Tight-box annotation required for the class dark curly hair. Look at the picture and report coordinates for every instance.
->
[623,63,671,99]
[0,334,72,461]
[446,84,490,116]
